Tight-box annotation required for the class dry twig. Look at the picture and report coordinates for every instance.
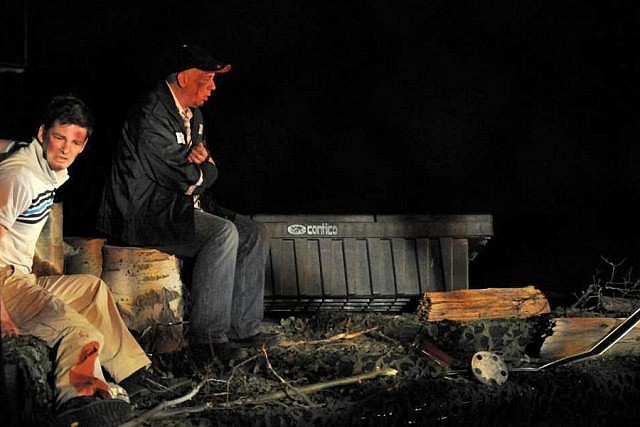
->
[120,378,211,427]
[573,256,640,313]
[141,366,398,422]
[121,328,384,424]
[280,326,379,348]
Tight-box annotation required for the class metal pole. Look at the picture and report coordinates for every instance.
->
[512,305,640,372]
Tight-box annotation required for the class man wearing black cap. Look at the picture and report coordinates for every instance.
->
[97,44,281,364]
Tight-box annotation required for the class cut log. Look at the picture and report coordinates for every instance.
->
[32,202,64,276]
[64,236,107,277]
[101,245,186,353]
[415,286,551,322]
[540,317,640,360]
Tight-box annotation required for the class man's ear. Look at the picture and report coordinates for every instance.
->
[176,71,186,88]
[36,125,45,143]
[79,138,88,153]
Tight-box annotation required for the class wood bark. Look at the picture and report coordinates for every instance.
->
[64,236,107,277]
[101,245,186,353]
[540,317,640,360]
[415,286,551,322]
[32,202,64,276]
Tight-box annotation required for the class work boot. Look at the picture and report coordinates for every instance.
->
[191,341,250,364]
[55,395,132,427]
[232,331,286,349]
[119,368,192,408]
[213,341,251,363]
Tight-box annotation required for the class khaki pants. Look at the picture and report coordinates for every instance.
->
[1,265,150,406]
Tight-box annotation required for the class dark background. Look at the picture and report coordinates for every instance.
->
[2,0,640,296]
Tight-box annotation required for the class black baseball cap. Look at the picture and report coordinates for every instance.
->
[168,44,231,74]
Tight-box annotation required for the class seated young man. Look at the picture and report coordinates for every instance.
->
[0,95,190,426]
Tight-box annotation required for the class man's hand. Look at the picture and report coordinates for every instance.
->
[187,143,213,165]
[1,265,21,337]
[1,293,21,336]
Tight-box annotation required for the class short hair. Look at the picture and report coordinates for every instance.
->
[166,72,178,84]
[42,94,95,138]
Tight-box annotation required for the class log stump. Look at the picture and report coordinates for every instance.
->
[100,245,186,353]
[64,236,106,277]
[32,202,64,276]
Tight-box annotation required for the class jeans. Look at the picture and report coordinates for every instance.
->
[154,210,267,344]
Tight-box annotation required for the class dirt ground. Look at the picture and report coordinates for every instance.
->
[4,293,640,426]
[124,308,640,427]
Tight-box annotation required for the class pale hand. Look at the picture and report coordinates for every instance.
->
[187,143,211,165]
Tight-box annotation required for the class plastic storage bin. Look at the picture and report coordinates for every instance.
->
[252,214,493,312]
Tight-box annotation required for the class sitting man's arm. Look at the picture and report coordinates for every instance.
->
[1,223,21,336]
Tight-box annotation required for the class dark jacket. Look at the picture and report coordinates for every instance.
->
[96,83,218,245]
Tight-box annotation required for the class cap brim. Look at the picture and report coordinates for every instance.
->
[200,62,231,74]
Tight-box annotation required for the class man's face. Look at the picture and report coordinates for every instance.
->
[38,121,88,171]
[184,69,218,107]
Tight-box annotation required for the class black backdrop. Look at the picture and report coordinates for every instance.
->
[2,0,640,295]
